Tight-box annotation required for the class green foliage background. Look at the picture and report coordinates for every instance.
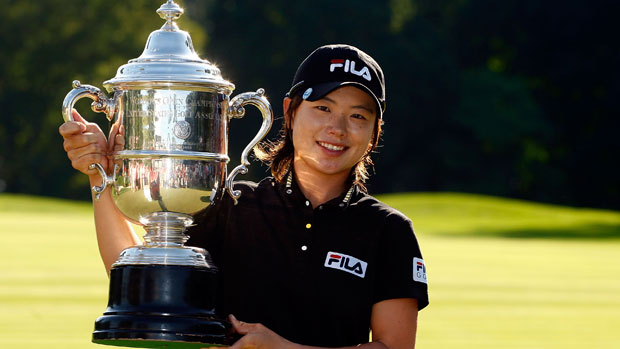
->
[0,0,618,208]
[1,2,619,347]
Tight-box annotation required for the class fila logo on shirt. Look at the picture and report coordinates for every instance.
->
[324,252,368,278]
[413,257,427,284]
[329,59,372,81]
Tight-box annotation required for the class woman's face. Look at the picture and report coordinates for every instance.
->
[287,86,377,182]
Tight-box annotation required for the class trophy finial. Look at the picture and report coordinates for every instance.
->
[157,0,184,31]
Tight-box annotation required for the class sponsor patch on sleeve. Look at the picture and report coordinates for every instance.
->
[413,257,427,284]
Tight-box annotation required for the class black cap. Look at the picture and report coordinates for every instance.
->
[286,44,386,118]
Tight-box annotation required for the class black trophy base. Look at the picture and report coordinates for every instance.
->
[94,340,219,349]
[93,264,236,348]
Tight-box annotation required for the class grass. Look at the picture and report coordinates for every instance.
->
[379,192,620,239]
[0,194,107,348]
[1,192,619,348]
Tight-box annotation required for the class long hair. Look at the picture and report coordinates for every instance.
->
[254,92,383,193]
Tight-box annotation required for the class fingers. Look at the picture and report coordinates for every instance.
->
[60,109,114,177]
[61,111,107,155]
[61,123,109,177]
[108,122,119,152]
[66,141,107,175]
[109,123,125,152]
[229,314,264,335]
[63,132,104,153]
[62,127,108,176]
[70,153,106,176]
[226,316,286,349]
[59,110,90,137]
[69,108,107,137]
[72,109,87,123]
[113,131,125,152]
[230,314,251,335]
[227,315,247,349]
[67,142,106,162]
[59,121,87,138]
[60,110,104,141]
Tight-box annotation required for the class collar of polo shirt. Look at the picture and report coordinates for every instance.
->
[282,169,356,210]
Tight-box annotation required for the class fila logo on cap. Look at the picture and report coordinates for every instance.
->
[413,257,427,284]
[324,252,368,278]
[329,59,372,81]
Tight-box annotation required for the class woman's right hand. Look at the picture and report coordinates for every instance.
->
[60,110,138,273]
[58,109,123,179]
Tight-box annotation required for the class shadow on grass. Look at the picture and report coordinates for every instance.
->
[458,223,620,240]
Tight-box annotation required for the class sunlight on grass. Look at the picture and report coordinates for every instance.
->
[378,192,620,239]
[0,194,107,349]
[416,235,620,348]
[1,193,619,348]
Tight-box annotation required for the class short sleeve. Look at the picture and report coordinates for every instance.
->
[185,197,231,264]
[373,214,429,310]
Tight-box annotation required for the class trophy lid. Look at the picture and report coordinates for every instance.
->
[104,0,234,93]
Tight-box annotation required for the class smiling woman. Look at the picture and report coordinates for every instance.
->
[256,45,386,199]
[58,44,428,349]
[288,86,377,206]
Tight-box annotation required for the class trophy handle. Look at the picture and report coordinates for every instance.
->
[62,80,121,199]
[226,88,274,204]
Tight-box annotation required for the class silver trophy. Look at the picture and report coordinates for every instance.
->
[61,1,273,347]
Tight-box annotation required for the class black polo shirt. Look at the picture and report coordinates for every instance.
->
[186,173,429,347]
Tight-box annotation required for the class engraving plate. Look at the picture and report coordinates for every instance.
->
[123,90,226,153]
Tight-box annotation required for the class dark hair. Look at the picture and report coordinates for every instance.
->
[254,92,383,193]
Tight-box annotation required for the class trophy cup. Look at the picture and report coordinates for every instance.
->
[61,1,273,347]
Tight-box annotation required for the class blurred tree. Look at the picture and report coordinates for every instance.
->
[445,68,549,195]
[0,0,617,209]
[447,0,620,206]
[0,0,206,200]
[183,0,393,181]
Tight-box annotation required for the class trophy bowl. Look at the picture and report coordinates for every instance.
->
[61,1,273,347]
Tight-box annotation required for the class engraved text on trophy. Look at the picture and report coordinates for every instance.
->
[124,90,227,153]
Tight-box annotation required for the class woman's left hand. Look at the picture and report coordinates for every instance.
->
[205,314,297,349]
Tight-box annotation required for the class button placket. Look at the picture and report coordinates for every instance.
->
[301,221,312,252]
[284,170,316,254]
[298,198,314,254]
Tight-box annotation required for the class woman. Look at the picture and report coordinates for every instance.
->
[59,44,428,349]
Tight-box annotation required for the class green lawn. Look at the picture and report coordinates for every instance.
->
[1,193,619,348]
